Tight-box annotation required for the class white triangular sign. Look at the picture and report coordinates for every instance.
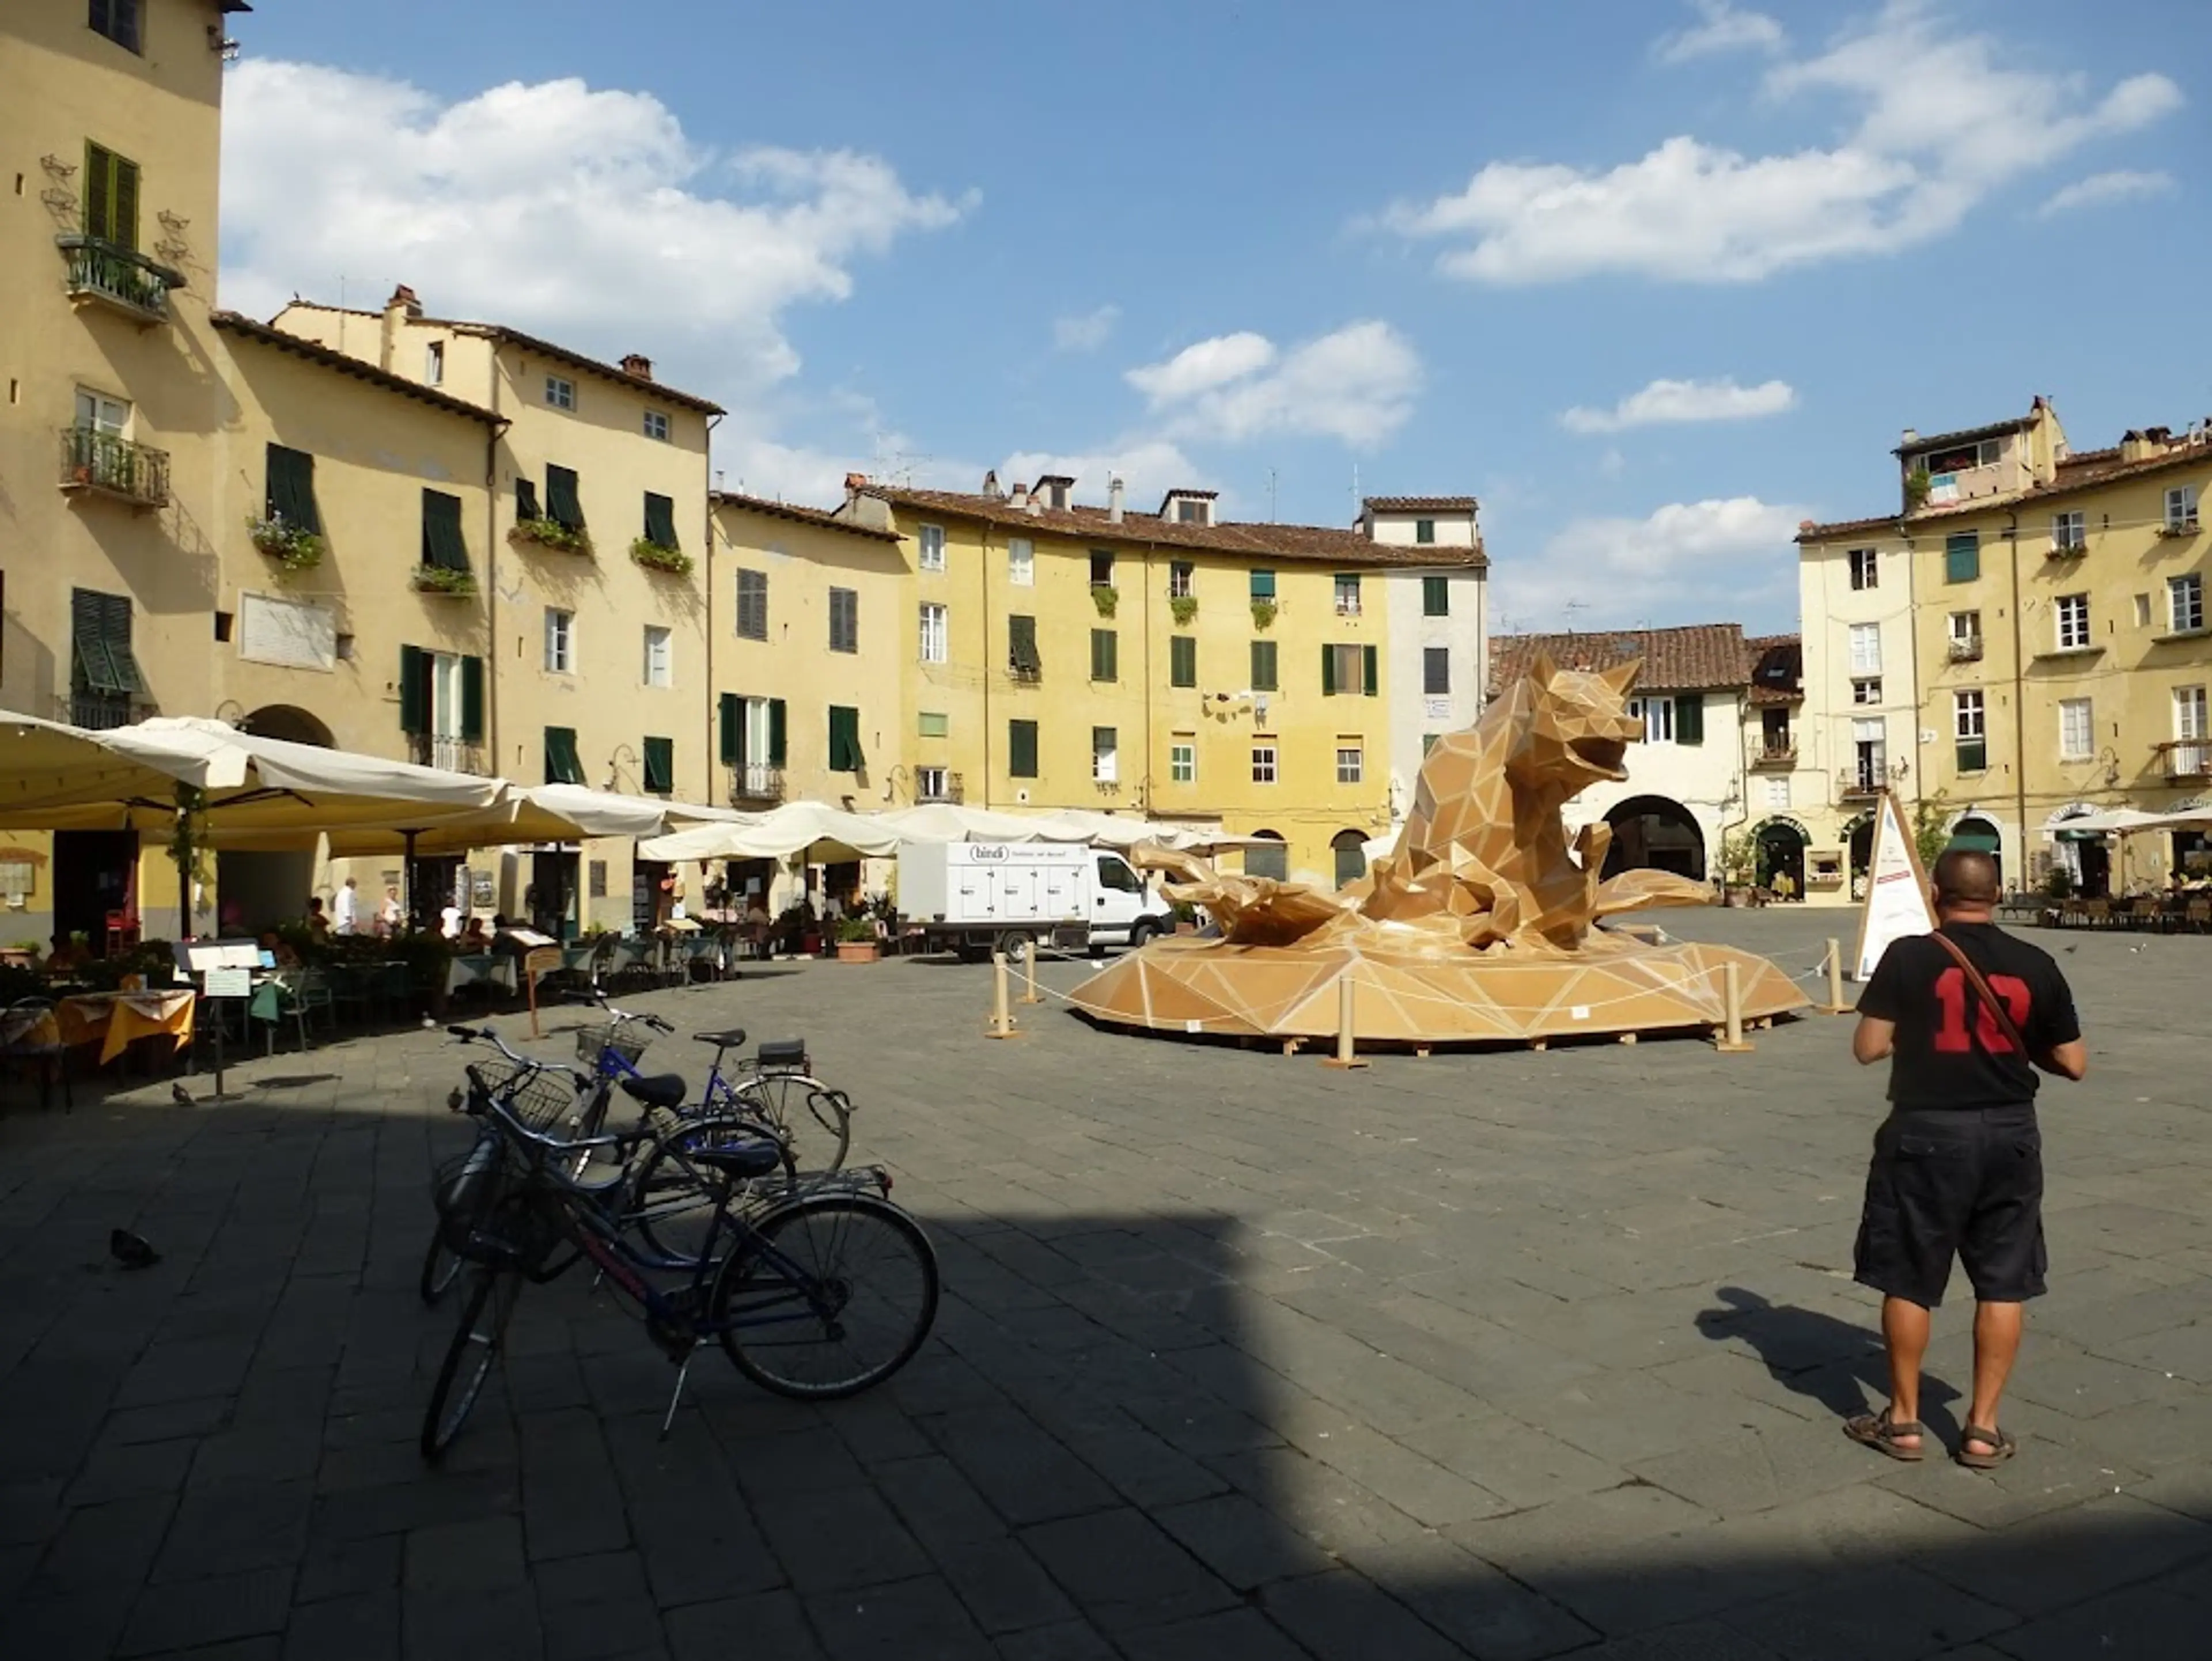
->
[1853,792,1938,980]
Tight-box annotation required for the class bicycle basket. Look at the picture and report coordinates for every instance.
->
[575,1023,652,1070]
[474,1059,585,1133]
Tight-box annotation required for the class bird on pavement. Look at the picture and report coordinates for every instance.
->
[171,1083,193,1106]
[109,1228,160,1270]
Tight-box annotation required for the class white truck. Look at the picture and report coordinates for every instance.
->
[897,841,1176,961]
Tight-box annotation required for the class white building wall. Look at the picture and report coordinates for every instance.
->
[1384,568,1487,821]
[1560,690,1746,880]
[1798,541,1922,904]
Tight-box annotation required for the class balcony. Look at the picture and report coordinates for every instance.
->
[56,235,184,324]
[58,426,170,510]
[1836,768,1887,800]
[917,772,965,806]
[1751,744,1796,769]
[407,734,487,775]
[2154,740,2212,782]
[2156,518,2200,540]
[2046,539,2085,559]
[1948,636,1983,663]
[729,764,785,807]
[56,693,154,732]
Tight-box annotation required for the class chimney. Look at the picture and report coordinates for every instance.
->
[620,353,653,382]
[1035,473,1075,511]
[843,471,868,509]
[379,284,420,373]
[1108,476,1124,524]
[981,469,1003,500]
[2120,429,2154,462]
[1899,427,1919,448]
[1009,481,1029,510]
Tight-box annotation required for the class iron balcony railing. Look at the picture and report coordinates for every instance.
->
[58,425,171,507]
[1948,636,1983,662]
[56,234,184,323]
[2155,740,2211,780]
[1752,743,1797,768]
[729,764,785,805]
[56,693,154,731]
[1837,767,1886,798]
[407,734,487,775]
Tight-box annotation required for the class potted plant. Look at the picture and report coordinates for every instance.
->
[412,566,479,597]
[1715,829,1756,905]
[630,539,694,578]
[510,517,593,556]
[1168,594,1198,627]
[1251,597,1278,630]
[1091,585,1118,617]
[834,916,880,963]
[248,514,326,573]
[1171,900,1200,935]
[1902,466,1931,511]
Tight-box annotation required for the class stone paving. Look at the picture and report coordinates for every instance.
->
[2,909,2210,1659]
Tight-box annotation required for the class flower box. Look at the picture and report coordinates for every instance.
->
[510,517,593,556]
[412,567,478,597]
[630,540,694,577]
[248,516,325,573]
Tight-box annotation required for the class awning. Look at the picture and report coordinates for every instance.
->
[1947,831,2001,852]
[638,801,906,863]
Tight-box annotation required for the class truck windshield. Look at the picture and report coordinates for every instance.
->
[1094,855,1142,892]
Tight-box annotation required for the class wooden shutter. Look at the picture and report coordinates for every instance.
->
[1090,629,1117,682]
[546,465,584,529]
[643,492,677,548]
[642,737,674,794]
[544,726,582,785]
[1251,640,1277,692]
[1422,576,1449,617]
[828,706,862,771]
[1249,569,1275,600]
[1009,719,1039,779]
[1674,695,1704,745]
[266,444,321,533]
[1170,636,1196,687]
[1320,645,1336,696]
[1363,644,1380,697]
[768,699,787,766]
[460,655,485,741]
[71,589,135,693]
[516,479,540,522]
[398,645,428,735]
[112,154,139,252]
[1008,614,1039,674]
[719,693,740,765]
[422,490,468,571]
[84,142,113,242]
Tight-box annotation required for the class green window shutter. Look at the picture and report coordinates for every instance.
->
[459,655,485,741]
[266,444,321,534]
[422,489,468,571]
[767,698,787,766]
[1422,576,1449,617]
[84,142,112,241]
[546,465,584,530]
[70,590,135,694]
[1009,719,1039,778]
[1363,644,1380,696]
[828,706,862,771]
[1416,518,1435,545]
[1674,695,1704,745]
[1089,628,1118,682]
[1170,635,1196,688]
[112,154,139,252]
[1945,532,1979,583]
[1320,644,1336,696]
[643,492,677,548]
[544,726,583,786]
[1249,569,1276,600]
[642,737,674,794]
[516,479,540,522]
[1009,613,1040,674]
[398,645,428,735]
[718,692,741,766]
[1251,639,1278,692]
[1422,733,1440,756]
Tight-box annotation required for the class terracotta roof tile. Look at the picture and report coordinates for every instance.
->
[1744,634,1802,705]
[1801,435,2212,541]
[711,490,902,545]
[1488,624,1751,696]
[1893,414,2035,456]
[1363,495,1478,511]
[212,312,505,427]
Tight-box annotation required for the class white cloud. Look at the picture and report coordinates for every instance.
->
[219,62,971,404]
[1052,305,1120,352]
[1562,376,1798,434]
[1126,321,1421,448]
[1382,2,2182,283]
[2036,169,2175,218]
[1654,0,1784,64]
[998,441,1207,510]
[1494,497,1809,629]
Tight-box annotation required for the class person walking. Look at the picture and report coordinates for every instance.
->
[1845,848,2086,1469]
[333,877,359,936]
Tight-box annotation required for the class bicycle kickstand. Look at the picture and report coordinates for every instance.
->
[659,1348,696,1439]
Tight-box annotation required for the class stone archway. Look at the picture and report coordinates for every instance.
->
[1949,813,2006,889]
[1243,830,1288,882]
[219,707,336,933]
[238,704,335,747]
[1330,829,1368,889]
[1752,817,1808,897]
[1601,795,1706,881]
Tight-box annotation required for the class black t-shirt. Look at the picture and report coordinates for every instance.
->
[1857,922,2081,1110]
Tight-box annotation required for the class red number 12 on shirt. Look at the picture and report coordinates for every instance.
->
[1932,967,2032,1053]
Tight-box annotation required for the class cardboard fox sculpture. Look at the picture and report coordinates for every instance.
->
[1070,652,1809,1045]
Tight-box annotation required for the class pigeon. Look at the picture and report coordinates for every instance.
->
[109,1228,159,1270]
[171,1083,193,1106]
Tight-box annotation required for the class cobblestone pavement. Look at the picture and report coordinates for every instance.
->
[2,911,2209,1659]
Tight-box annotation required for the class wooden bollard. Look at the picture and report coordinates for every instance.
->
[984,951,1020,1040]
[1018,943,1042,1005]
[1714,961,1753,1053]
[1819,936,1849,1014]
[1320,976,1367,1069]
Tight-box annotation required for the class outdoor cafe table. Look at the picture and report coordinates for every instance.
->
[54,989,196,1067]
[446,953,517,997]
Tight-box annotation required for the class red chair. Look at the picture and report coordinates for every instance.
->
[104,909,140,957]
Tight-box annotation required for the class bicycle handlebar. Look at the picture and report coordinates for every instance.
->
[559,988,674,1035]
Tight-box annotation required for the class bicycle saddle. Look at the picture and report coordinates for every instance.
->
[618,1073,688,1110]
[757,1038,807,1071]
[691,1027,748,1049]
[678,1136,784,1179]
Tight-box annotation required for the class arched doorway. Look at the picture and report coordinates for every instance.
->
[218,707,337,936]
[1331,829,1368,889]
[1243,830,1288,882]
[2043,803,2109,898]
[1846,812,1875,900]
[1948,813,2005,890]
[1601,796,1705,881]
[1753,817,1808,898]
[237,704,334,747]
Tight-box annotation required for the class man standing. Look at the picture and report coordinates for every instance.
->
[334,877,359,936]
[1846,848,2086,1468]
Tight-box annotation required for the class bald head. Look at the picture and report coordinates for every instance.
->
[1933,847,2000,909]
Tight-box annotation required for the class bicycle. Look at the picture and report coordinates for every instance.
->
[421,1025,937,1458]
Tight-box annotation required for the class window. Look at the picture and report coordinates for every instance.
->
[1175,499,1207,524]
[828,587,858,654]
[2176,686,2208,742]
[918,710,949,739]
[70,588,144,725]
[1422,576,1449,617]
[828,706,864,772]
[2135,593,2153,628]
[1763,775,1790,811]
[1944,532,1980,584]
[643,625,672,688]
[2170,575,2205,634]
[2051,511,2084,552]
[516,478,540,522]
[2168,486,2200,532]
[1416,519,1435,545]
[1169,561,1194,600]
[1674,695,1706,746]
[1170,740,1195,784]
[1008,719,1039,778]
[81,142,139,248]
[1090,549,1115,589]
[89,0,141,52]
[734,569,767,640]
[1092,726,1118,784]
[1323,643,1362,696]
[74,388,128,436]
[1169,635,1196,688]
[1336,745,1363,785]
[2059,697,2094,761]
[720,696,783,784]
[1853,717,1887,789]
[1949,610,1982,648]
[1007,537,1033,586]
[642,492,679,551]
[543,608,574,673]
[1089,628,1118,682]
[1629,697,1672,744]
[1251,744,1278,784]
[2055,593,2090,651]
[643,409,669,442]
[545,376,575,411]
[1422,733,1441,757]
[543,726,584,786]
[1250,639,1278,692]
[1423,647,1451,696]
[642,736,674,795]
[917,524,945,572]
[1852,677,1883,705]
[424,342,444,386]
[1244,835,1288,881]
[919,603,947,663]
[1848,547,1879,590]
[396,645,484,758]
[1955,690,1987,771]
[908,766,946,802]
[1334,574,1362,617]
[264,443,323,536]
[421,488,469,572]
[546,464,584,531]
[1008,615,1040,678]
[1249,570,1275,601]
[1848,621,1882,675]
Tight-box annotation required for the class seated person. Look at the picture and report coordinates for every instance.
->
[260,930,301,969]
[457,915,491,952]
[43,933,85,973]
[305,897,331,942]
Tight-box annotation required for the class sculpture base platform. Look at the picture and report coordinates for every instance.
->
[1068,935,1808,1048]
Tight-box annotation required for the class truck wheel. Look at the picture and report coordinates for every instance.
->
[1126,920,1159,951]
[996,931,1034,965]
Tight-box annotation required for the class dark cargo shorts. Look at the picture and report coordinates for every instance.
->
[1853,1105,2047,1308]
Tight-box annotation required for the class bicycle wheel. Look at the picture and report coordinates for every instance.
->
[418,1229,465,1306]
[419,1265,520,1459]
[628,1113,789,1267]
[733,1073,852,1175]
[712,1194,938,1400]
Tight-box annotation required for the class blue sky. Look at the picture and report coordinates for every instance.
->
[218,0,2205,633]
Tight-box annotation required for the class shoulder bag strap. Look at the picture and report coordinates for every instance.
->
[1927,931,2031,1055]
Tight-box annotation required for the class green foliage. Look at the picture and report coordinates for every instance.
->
[1090,584,1118,617]
[1168,594,1198,627]
[248,514,325,572]
[411,565,479,596]
[1903,466,1931,511]
[835,916,877,943]
[1715,829,1756,886]
[1250,597,1278,631]
[0,963,48,1005]
[630,539,695,578]
[391,929,458,991]
[1911,793,1952,872]
[510,517,593,556]
[2043,864,2074,899]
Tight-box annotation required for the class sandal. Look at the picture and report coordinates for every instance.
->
[1956,1424,2017,1470]
[1844,1406,1926,1462]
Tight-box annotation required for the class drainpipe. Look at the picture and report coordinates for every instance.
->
[1142,541,1157,817]
[979,520,993,809]
[704,414,721,806]
[484,373,505,780]
[2006,508,2028,884]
